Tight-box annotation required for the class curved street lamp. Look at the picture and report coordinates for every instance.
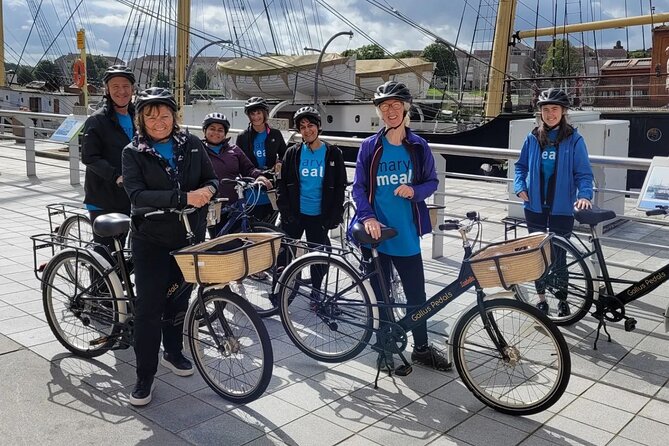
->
[185,39,233,105]
[311,31,353,107]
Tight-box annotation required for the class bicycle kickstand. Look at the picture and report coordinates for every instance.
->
[593,317,612,350]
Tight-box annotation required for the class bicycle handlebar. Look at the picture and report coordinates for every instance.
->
[133,198,228,218]
[438,211,481,232]
[646,206,668,216]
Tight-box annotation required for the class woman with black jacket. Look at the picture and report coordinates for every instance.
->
[122,87,218,407]
[276,106,346,293]
[235,97,287,221]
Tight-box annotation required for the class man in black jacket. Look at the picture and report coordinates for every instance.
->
[81,65,136,251]
[235,97,287,221]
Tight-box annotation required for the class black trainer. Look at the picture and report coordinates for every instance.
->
[129,376,154,406]
[160,351,194,377]
[557,300,571,317]
[411,345,452,371]
[535,300,549,315]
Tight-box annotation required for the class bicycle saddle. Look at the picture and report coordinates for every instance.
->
[93,213,131,238]
[351,222,398,245]
[574,207,616,226]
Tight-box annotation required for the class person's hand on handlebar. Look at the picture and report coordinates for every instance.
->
[363,218,383,240]
[187,186,214,208]
[254,175,273,190]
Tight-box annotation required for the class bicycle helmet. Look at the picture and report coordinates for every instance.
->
[102,65,135,85]
[373,81,413,105]
[537,88,570,108]
[293,106,321,128]
[202,112,230,133]
[134,87,177,113]
[244,96,269,115]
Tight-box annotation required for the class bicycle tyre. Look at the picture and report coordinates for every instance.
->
[513,236,594,325]
[186,288,273,404]
[58,214,93,244]
[42,250,122,358]
[337,201,357,250]
[279,254,374,362]
[451,298,570,415]
[227,221,284,317]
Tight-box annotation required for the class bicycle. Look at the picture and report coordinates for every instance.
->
[47,202,93,244]
[277,211,571,415]
[512,206,669,349]
[32,205,275,403]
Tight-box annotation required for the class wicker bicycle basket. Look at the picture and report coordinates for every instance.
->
[465,233,552,290]
[172,232,282,284]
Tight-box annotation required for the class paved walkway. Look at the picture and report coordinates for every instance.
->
[0,143,668,446]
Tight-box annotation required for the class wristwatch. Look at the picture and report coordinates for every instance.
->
[206,185,216,195]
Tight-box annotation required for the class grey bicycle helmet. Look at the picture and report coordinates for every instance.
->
[102,65,135,85]
[293,106,321,128]
[373,81,413,105]
[202,112,230,133]
[244,96,269,114]
[537,88,570,108]
[134,87,177,113]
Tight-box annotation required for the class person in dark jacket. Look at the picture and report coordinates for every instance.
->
[514,87,593,317]
[201,112,272,237]
[351,81,450,371]
[235,97,287,221]
[276,106,346,291]
[122,87,218,407]
[81,65,135,252]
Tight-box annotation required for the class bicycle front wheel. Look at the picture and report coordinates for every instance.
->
[279,254,373,362]
[186,288,273,404]
[228,221,284,317]
[452,299,570,415]
[513,236,593,325]
[42,250,122,357]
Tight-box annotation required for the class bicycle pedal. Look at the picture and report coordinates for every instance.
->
[624,318,637,332]
[394,364,413,376]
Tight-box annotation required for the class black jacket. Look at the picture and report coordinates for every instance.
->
[277,141,346,229]
[235,124,287,169]
[81,101,135,213]
[122,131,219,249]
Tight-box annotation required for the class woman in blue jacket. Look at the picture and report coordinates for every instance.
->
[514,87,594,317]
[351,81,450,371]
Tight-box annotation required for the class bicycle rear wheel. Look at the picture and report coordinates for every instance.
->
[451,299,570,415]
[228,221,284,317]
[279,254,373,362]
[58,214,93,243]
[513,236,594,325]
[42,250,122,357]
[186,288,273,404]
[336,201,357,250]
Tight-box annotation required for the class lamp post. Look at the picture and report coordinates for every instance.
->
[185,39,233,105]
[311,31,353,108]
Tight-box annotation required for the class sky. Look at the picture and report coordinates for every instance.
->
[4,0,669,66]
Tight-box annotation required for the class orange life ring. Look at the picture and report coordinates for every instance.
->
[73,59,85,88]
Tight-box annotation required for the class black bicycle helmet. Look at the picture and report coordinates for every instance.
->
[373,81,413,105]
[244,96,269,115]
[537,88,570,108]
[202,112,230,133]
[134,87,177,113]
[102,65,135,85]
[293,106,321,128]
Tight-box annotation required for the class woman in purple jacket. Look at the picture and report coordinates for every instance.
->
[201,113,272,237]
[351,81,450,371]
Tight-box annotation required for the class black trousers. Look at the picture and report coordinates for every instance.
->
[361,249,428,348]
[280,214,330,290]
[524,208,574,298]
[131,236,191,379]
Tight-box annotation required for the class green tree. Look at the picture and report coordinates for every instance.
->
[152,71,170,88]
[192,67,210,89]
[393,50,415,58]
[342,44,386,60]
[541,39,583,76]
[85,55,113,85]
[422,43,458,79]
[16,66,35,85]
[628,49,650,58]
[34,60,62,90]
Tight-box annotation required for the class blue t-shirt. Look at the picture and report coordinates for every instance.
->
[116,112,134,141]
[246,131,269,205]
[372,138,420,256]
[153,141,176,169]
[299,143,326,215]
[541,128,558,208]
[209,143,223,154]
